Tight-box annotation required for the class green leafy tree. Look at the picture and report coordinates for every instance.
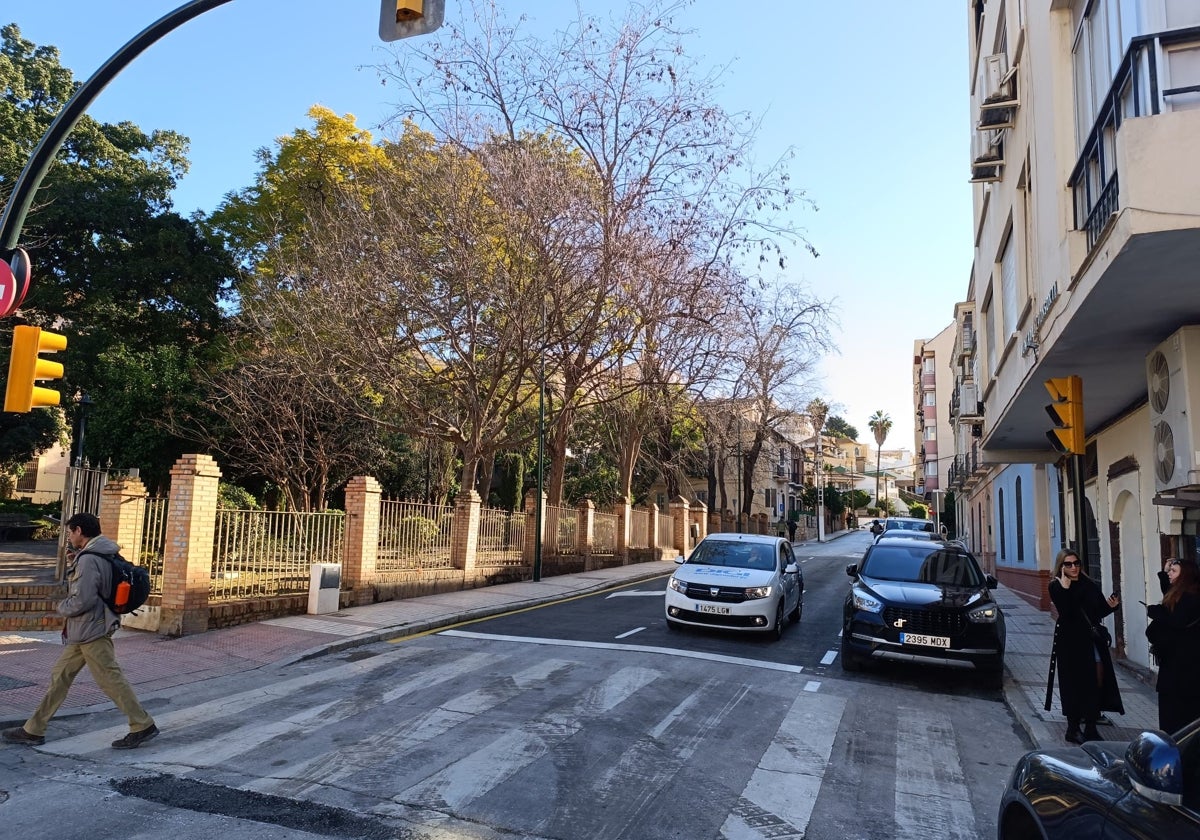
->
[0,25,232,476]
[825,416,858,441]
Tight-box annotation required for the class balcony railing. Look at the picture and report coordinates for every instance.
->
[1070,27,1200,253]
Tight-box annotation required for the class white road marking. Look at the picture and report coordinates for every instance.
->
[605,590,666,598]
[615,626,646,639]
[820,650,837,665]
[720,690,847,839]
[440,629,805,674]
[894,705,978,839]
[803,681,821,692]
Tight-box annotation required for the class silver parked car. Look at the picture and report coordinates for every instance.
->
[664,533,803,641]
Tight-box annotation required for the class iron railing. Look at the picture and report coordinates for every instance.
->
[136,497,168,595]
[210,509,345,601]
[476,506,525,566]
[376,499,454,571]
[656,512,674,550]
[628,508,649,549]
[592,511,618,557]
[546,505,578,556]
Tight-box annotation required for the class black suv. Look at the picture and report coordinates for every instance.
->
[842,537,1005,686]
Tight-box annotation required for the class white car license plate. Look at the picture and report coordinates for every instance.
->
[697,604,731,615]
[901,632,950,648]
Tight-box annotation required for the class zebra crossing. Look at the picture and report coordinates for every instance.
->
[38,634,990,839]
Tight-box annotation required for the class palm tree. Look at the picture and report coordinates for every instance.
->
[868,410,893,511]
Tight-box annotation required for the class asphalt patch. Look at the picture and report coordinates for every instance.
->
[112,775,414,839]
[0,675,35,690]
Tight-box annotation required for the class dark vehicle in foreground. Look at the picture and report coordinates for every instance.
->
[998,721,1200,839]
[842,537,1005,686]
[665,533,803,640]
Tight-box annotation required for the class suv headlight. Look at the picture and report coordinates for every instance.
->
[968,602,999,623]
[851,588,883,613]
[744,585,772,600]
[668,576,687,593]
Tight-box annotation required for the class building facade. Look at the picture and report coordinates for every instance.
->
[950,0,1200,668]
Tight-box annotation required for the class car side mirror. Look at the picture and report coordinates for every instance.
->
[846,563,858,577]
[674,555,685,565]
[785,563,799,575]
[1125,731,1183,806]
[985,574,999,590]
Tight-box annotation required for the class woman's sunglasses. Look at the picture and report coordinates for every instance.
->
[1062,561,1081,568]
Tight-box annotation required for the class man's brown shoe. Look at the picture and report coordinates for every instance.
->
[111,724,159,750]
[2,726,45,746]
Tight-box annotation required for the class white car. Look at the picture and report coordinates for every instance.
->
[664,533,804,640]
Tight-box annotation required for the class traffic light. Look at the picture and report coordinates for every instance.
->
[5,325,67,413]
[1045,375,1085,455]
[379,0,444,42]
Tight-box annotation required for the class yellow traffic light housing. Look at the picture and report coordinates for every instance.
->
[1045,375,1085,455]
[5,325,67,413]
[379,0,444,41]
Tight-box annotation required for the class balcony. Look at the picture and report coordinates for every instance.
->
[1070,27,1200,255]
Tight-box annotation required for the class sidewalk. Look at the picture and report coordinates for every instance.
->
[0,552,1163,752]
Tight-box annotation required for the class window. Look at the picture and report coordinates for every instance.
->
[1015,476,1025,563]
[925,424,937,441]
[926,461,938,477]
[1000,227,1019,338]
[924,391,936,407]
[1165,43,1200,111]
[924,356,936,374]
[14,459,38,493]
[983,287,998,376]
[998,488,1007,561]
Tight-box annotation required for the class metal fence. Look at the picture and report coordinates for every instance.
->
[546,505,577,556]
[655,512,674,551]
[56,462,131,579]
[135,497,169,596]
[210,509,345,600]
[593,510,618,557]
[376,499,454,571]
[477,506,525,566]
[628,508,649,549]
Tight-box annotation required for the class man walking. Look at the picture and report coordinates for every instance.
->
[2,513,158,749]
[786,517,798,543]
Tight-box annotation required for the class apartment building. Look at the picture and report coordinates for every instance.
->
[913,325,956,510]
[948,0,1200,669]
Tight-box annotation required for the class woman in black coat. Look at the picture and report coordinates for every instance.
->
[1147,557,1200,733]
[1048,548,1124,743]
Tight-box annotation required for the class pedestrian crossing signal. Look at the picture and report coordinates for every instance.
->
[4,325,67,413]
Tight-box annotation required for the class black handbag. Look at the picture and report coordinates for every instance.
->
[1090,621,1113,649]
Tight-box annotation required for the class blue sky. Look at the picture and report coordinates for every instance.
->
[4,0,973,455]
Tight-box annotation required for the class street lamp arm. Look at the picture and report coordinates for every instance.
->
[0,0,235,255]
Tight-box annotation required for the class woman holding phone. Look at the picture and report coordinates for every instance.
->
[1147,557,1200,733]
[1048,548,1124,743]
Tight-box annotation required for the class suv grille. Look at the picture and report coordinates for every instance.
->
[883,607,967,637]
[682,583,747,604]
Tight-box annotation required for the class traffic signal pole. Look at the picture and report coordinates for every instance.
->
[0,0,235,259]
[1045,375,1089,568]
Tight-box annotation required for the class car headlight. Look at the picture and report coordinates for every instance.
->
[668,576,687,593]
[968,603,999,623]
[743,585,773,600]
[851,588,883,613]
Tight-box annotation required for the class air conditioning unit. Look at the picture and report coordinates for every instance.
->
[1146,326,1200,491]
[982,53,1017,105]
[970,130,1004,183]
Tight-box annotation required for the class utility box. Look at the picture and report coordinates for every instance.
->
[307,563,341,615]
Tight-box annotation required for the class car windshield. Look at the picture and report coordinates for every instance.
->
[884,519,933,532]
[861,544,984,587]
[686,540,776,571]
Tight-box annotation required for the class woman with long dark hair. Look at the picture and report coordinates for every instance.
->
[1147,557,1200,733]
[1048,548,1124,743]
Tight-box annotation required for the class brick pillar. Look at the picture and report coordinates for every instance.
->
[670,496,689,557]
[648,503,660,557]
[578,499,595,570]
[615,499,631,565]
[98,475,148,559]
[452,490,482,572]
[158,454,221,636]
[523,490,547,567]
[343,475,381,603]
[691,501,708,548]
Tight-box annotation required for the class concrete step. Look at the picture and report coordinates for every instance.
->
[0,582,64,631]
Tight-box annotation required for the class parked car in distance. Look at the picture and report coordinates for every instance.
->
[665,533,803,641]
[842,537,1005,686]
[997,721,1200,839]
[876,516,935,539]
[873,530,934,543]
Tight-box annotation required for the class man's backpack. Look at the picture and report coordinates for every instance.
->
[87,551,151,615]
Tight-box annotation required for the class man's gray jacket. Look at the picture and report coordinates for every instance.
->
[58,535,122,644]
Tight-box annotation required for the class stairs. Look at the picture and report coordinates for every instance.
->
[0,581,64,631]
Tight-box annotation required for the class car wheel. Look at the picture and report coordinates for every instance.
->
[788,593,802,623]
[771,602,785,641]
[840,635,863,671]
